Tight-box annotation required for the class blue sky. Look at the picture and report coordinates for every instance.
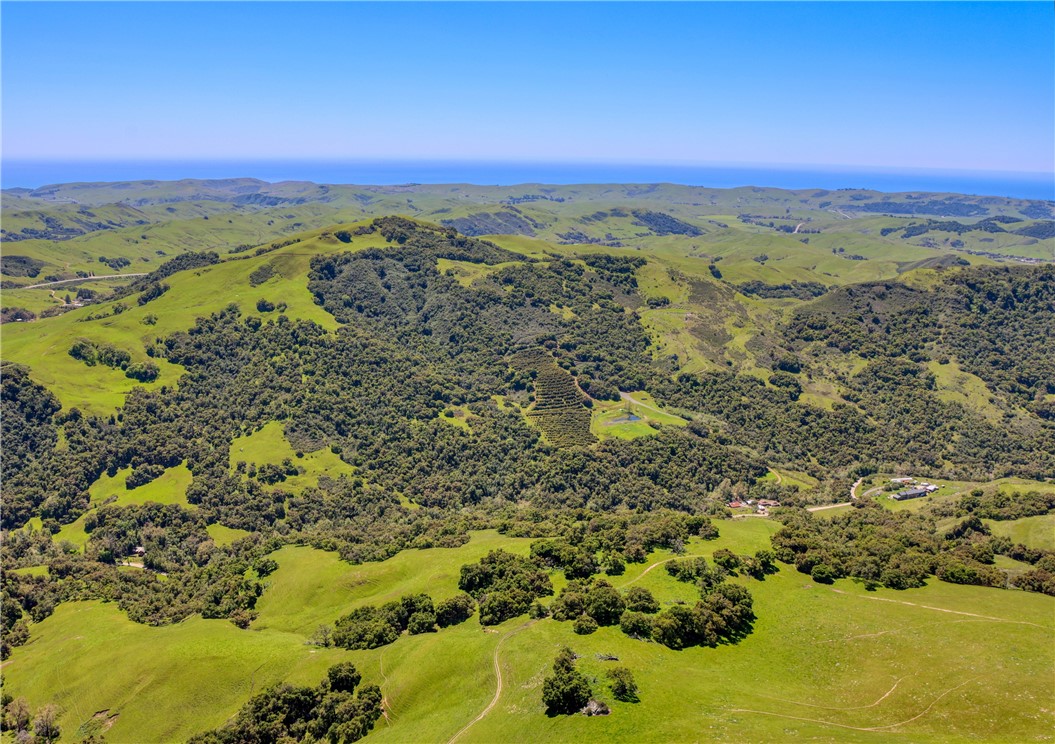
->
[2,2,1052,174]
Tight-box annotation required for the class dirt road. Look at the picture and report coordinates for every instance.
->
[21,273,147,289]
[618,391,666,416]
[446,620,535,744]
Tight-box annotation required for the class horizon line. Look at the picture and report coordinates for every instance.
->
[3,157,1052,179]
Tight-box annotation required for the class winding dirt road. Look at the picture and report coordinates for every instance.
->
[806,477,863,513]
[446,620,536,744]
[617,554,708,588]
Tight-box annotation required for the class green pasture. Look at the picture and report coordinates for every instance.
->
[926,359,1008,423]
[253,530,535,636]
[590,391,687,440]
[438,405,474,431]
[206,523,253,547]
[88,463,194,508]
[2,601,351,742]
[5,520,1052,743]
[229,421,356,494]
[761,468,819,492]
[10,565,50,578]
[1,226,388,415]
[985,514,1055,552]
[436,258,526,287]
[50,463,194,551]
[865,476,1055,520]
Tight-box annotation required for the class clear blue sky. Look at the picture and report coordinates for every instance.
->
[3,1,1052,174]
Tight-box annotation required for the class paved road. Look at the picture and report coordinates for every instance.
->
[19,273,147,289]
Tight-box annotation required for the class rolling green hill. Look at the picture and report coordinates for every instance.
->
[2,183,1053,743]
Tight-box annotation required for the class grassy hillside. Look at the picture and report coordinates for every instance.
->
[2,189,1053,744]
[4,523,1051,743]
[1,223,391,414]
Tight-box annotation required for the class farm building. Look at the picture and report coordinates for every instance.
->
[892,488,929,501]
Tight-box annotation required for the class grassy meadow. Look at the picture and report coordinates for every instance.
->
[52,463,195,551]
[1,225,390,416]
[229,421,356,494]
[4,521,1052,743]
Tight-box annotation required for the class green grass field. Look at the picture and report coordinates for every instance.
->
[4,189,1054,743]
[5,521,1052,743]
[985,514,1055,551]
[590,392,688,440]
[50,463,195,551]
[205,523,253,547]
[88,463,194,507]
[229,421,356,495]
[1,225,391,416]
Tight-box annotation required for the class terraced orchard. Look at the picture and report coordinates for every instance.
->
[513,349,597,447]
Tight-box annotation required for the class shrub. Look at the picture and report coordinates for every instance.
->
[126,463,165,489]
[253,558,278,577]
[712,548,742,573]
[528,600,550,619]
[619,611,653,640]
[624,586,659,614]
[126,361,160,382]
[573,614,598,635]
[607,666,639,702]
[458,550,552,625]
[137,282,169,306]
[407,611,437,634]
[435,593,474,627]
[327,662,362,693]
[584,580,625,625]
[811,563,835,584]
[542,647,592,715]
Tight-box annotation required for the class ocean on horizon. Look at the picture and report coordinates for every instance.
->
[3,160,1052,201]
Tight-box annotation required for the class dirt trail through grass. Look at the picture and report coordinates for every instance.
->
[830,589,1048,629]
[808,502,851,512]
[756,677,906,710]
[808,477,863,512]
[446,620,535,744]
[617,554,708,588]
[378,647,396,725]
[730,678,975,733]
